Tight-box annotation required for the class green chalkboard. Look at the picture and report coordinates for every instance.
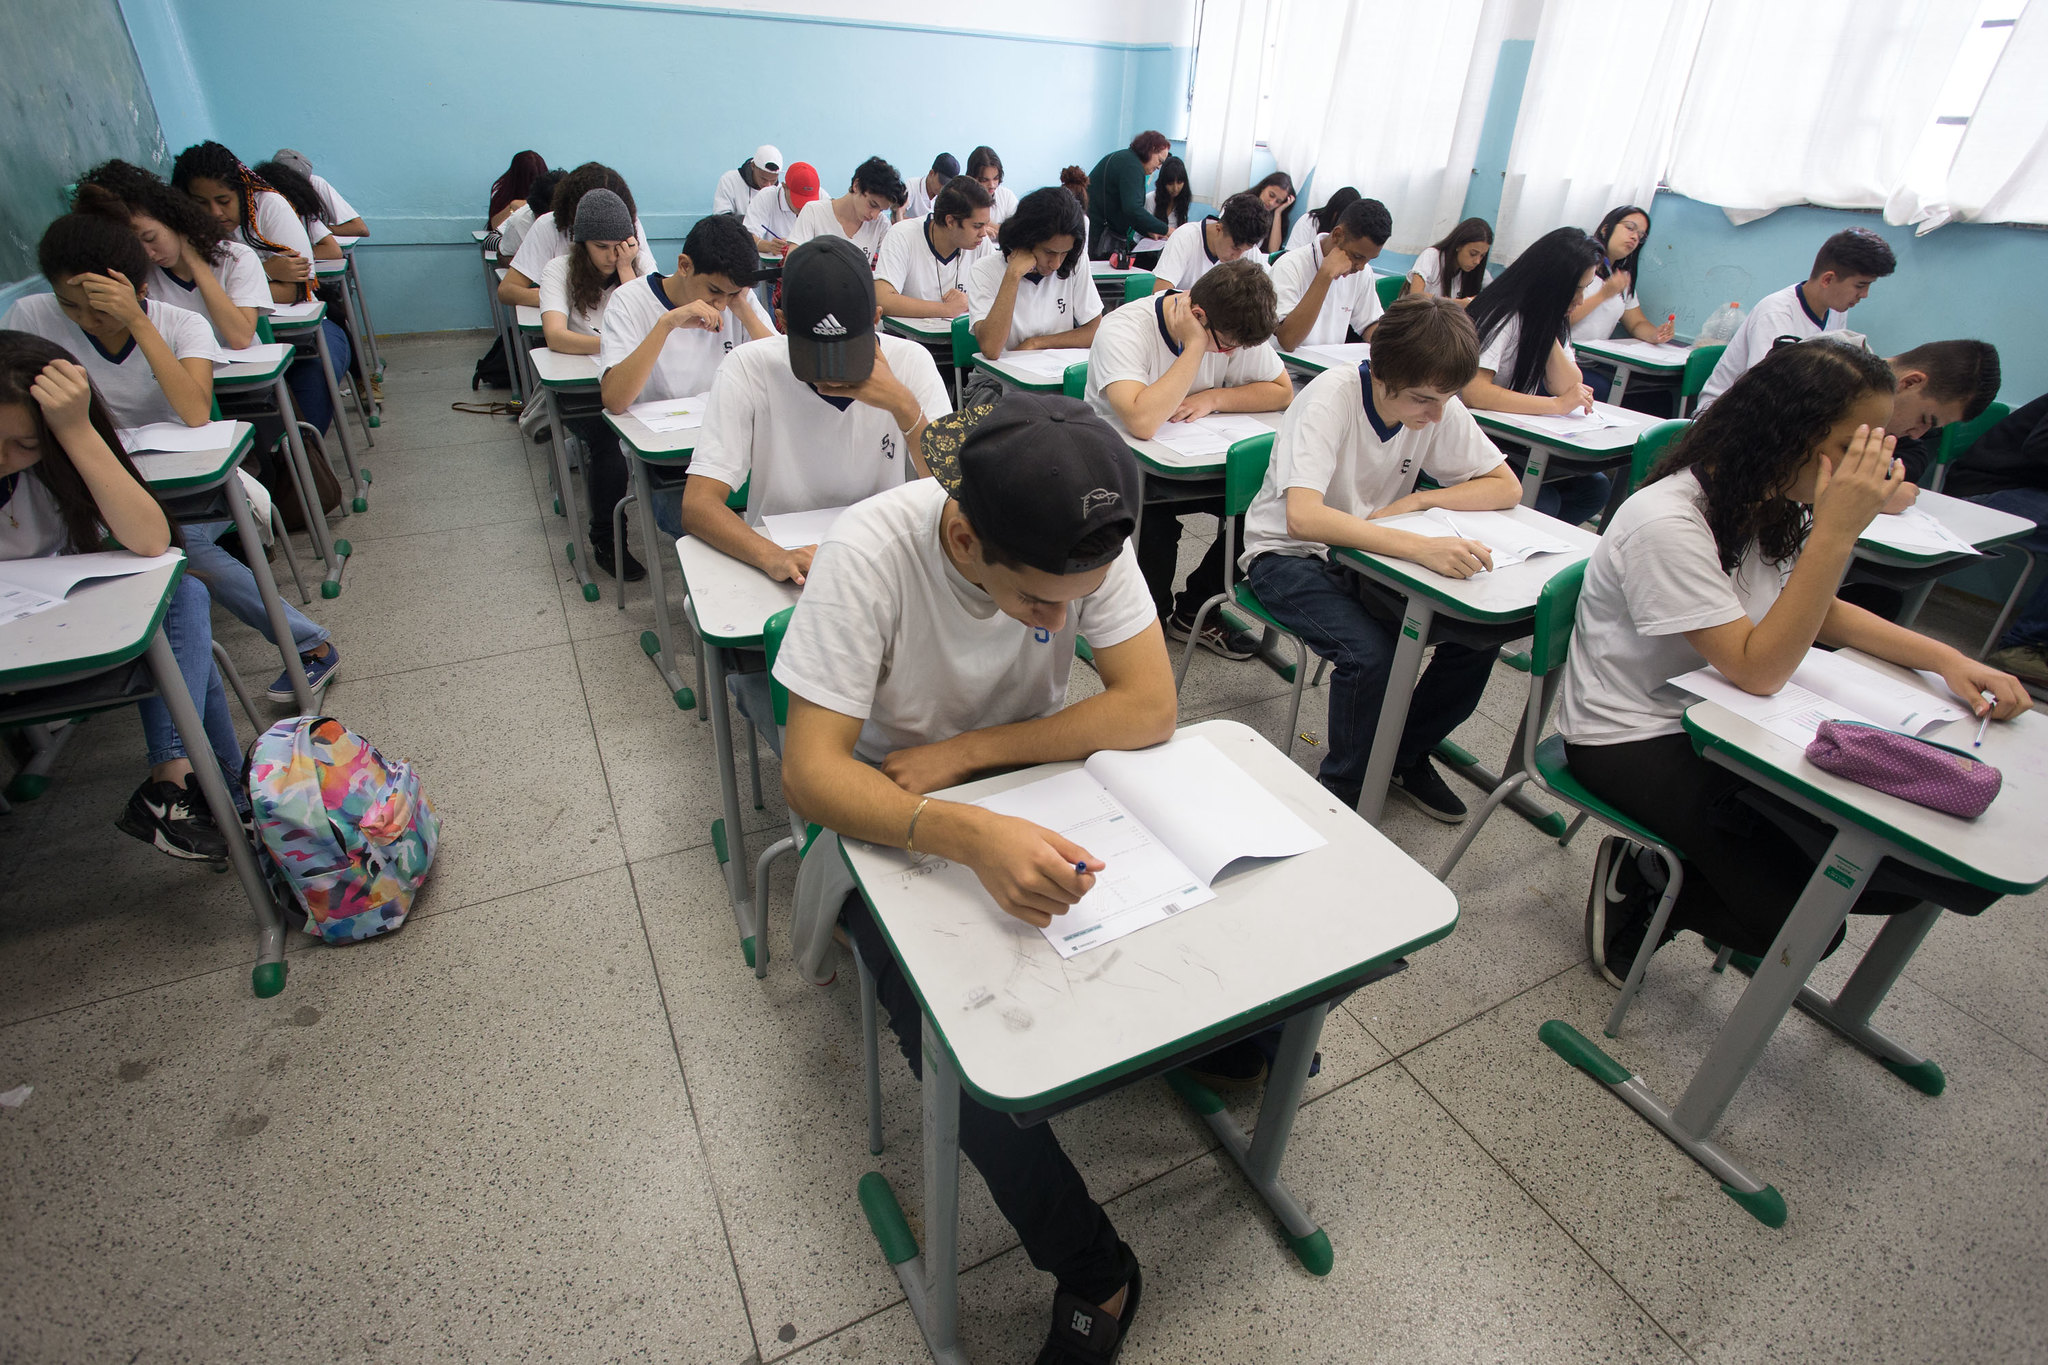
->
[0,0,168,286]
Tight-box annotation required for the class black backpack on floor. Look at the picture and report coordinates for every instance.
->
[473,336,511,390]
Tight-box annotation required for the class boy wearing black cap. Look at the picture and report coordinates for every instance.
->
[681,236,951,584]
[898,151,960,222]
[776,391,1173,1365]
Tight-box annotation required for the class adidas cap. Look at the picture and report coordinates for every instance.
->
[783,236,878,385]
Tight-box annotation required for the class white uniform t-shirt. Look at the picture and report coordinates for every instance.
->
[1476,316,1554,394]
[1269,236,1382,349]
[495,203,537,261]
[310,174,358,227]
[875,216,990,303]
[965,253,1101,352]
[1146,186,1188,238]
[1410,246,1479,300]
[241,190,315,294]
[743,185,804,244]
[1697,282,1846,411]
[988,184,1019,225]
[0,471,71,560]
[1241,362,1503,567]
[1569,271,1638,343]
[1151,220,1265,294]
[1284,213,1322,252]
[688,333,950,525]
[790,199,889,268]
[537,254,616,338]
[145,241,273,344]
[596,271,765,403]
[902,174,939,221]
[510,211,658,286]
[1555,467,1791,745]
[773,478,1155,763]
[714,167,759,219]
[0,293,217,429]
[1084,291,1285,410]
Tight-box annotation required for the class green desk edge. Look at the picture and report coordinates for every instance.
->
[136,427,256,492]
[1332,545,1552,626]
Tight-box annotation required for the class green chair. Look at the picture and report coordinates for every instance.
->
[1628,419,1691,496]
[1374,274,1404,310]
[1173,434,1312,756]
[948,314,980,406]
[1433,559,1689,1037]
[1677,344,1724,417]
[1121,272,1156,305]
[1927,400,2007,493]
[1061,362,1088,401]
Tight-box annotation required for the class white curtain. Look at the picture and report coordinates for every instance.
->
[1183,0,1272,205]
[1664,0,1977,215]
[1888,1,2048,232]
[1493,0,1711,260]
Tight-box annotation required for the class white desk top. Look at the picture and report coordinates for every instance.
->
[314,257,347,277]
[843,718,1460,1110]
[494,267,507,282]
[1572,337,1692,371]
[675,536,800,646]
[1473,402,1654,455]
[971,350,1081,392]
[515,304,543,332]
[1336,506,1598,625]
[1684,650,2048,895]
[1102,408,1286,477]
[1090,266,1147,281]
[333,235,363,249]
[530,347,599,387]
[130,423,253,492]
[213,347,293,386]
[881,314,956,338]
[264,301,327,331]
[1279,342,1371,374]
[1857,489,2035,565]
[605,409,697,459]
[0,560,183,691]
[472,228,490,242]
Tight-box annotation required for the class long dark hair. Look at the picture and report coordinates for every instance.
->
[1153,155,1192,229]
[1309,185,1360,235]
[0,331,181,555]
[37,210,152,292]
[253,159,327,224]
[170,141,306,298]
[997,187,1087,279]
[77,162,233,268]
[1591,204,1650,289]
[492,150,547,219]
[1427,217,1494,299]
[1649,339,1895,570]
[566,241,625,318]
[1467,226,1602,394]
[1253,170,1295,232]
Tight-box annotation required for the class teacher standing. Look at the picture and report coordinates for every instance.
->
[1087,130,1173,259]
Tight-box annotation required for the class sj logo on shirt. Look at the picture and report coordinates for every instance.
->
[1032,626,1052,643]
[880,433,896,461]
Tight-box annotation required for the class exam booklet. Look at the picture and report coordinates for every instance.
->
[1671,648,1967,748]
[0,549,184,627]
[1372,508,1578,574]
[973,734,1327,958]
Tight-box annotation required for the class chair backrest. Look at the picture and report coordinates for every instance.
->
[1224,433,1276,518]
[1629,419,1690,494]
[1062,362,1088,400]
[763,605,796,727]
[1529,558,1589,679]
[1935,400,2008,469]
[1681,344,1725,399]
[1374,274,1404,310]
[949,313,979,370]
[256,315,276,344]
[727,477,749,511]
[1121,273,1155,304]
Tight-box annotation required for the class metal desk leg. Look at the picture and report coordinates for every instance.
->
[688,598,752,937]
[548,390,597,601]
[1518,445,1548,507]
[309,325,371,503]
[629,456,695,709]
[272,504,310,605]
[1356,598,1434,825]
[144,629,288,999]
[1608,365,1633,409]
[326,289,377,445]
[1893,580,1939,631]
[271,378,347,600]
[344,254,383,381]
[1435,693,1566,836]
[226,475,314,712]
[1777,902,1947,1092]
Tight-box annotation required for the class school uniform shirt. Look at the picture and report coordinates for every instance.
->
[1409,246,1477,301]
[509,211,658,287]
[495,203,537,261]
[145,241,273,345]
[536,254,617,338]
[743,185,803,244]
[789,200,889,268]
[688,333,950,526]
[241,190,316,273]
[1555,467,1791,745]
[1284,213,1322,252]
[0,293,217,428]
[1475,316,1551,394]
[1241,361,1502,568]
[772,478,1154,764]
[1151,220,1267,294]
[595,271,765,403]
[0,470,70,560]
[1146,186,1187,237]
[1083,291,1285,412]
[1270,236,1382,349]
[987,184,1020,226]
[309,174,358,228]
[965,253,1101,352]
[902,175,938,222]
[875,216,989,303]
[714,167,757,219]
[1569,271,1637,344]
[1697,283,1845,411]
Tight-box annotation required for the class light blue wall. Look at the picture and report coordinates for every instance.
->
[118,0,1189,334]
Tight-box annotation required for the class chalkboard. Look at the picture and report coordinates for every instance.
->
[0,0,168,286]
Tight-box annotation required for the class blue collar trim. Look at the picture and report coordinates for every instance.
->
[924,216,959,265]
[1793,282,1827,328]
[1360,360,1401,443]
[1155,291,1182,357]
[84,328,135,366]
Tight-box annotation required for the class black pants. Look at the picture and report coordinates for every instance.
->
[842,893,1128,1303]
[1564,733,1994,958]
[1137,498,1236,624]
[566,414,629,549]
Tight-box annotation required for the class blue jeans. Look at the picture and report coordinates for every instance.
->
[286,319,353,434]
[1976,486,2048,648]
[139,576,244,799]
[1536,472,1611,527]
[187,521,329,653]
[1582,364,1614,405]
[1246,552,1499,804]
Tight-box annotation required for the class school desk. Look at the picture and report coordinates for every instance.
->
[604,409,699,711]
[213,340,350,598]
[1471,402,1658,510]
[530,347,604,602]
[1848,489,2035,632]
[965,348,1082,394]
[329,235,383,391]
[267,304,373,497]
[1570,336,1692,408]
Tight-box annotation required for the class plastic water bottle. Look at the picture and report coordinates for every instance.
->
[1697,301,1744,344]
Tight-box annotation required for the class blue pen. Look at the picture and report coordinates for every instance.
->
[1074,861,1089,875]
[1974,692,1995,748]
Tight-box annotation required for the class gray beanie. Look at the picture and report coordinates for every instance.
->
[572,188,633,243]
[272,147,313,178]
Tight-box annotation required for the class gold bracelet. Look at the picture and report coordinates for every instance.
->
[904,797,931,852]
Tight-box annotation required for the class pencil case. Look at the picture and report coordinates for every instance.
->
[1804,719,2001,818]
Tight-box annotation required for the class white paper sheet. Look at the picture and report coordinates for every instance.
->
[0,583,60,627]
[1576,337,1689,366]
[116,420,240,453]
[758,505,848,551]
[1862,505,1982,557]
[1293,342,1372,369]
[210,342,295,369]
[1151,412,1271,459]
[628,394,709,433]
[1084,735,1325,888]
[1512,407,1622,438]
[987,347,1091,382]
[1672,648,1968,748]
[0,549,184,625]
[1373,508,1577,573]
[266,300,324,322]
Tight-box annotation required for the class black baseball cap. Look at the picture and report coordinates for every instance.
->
[922,392,1141,575]
[783,236,876,385]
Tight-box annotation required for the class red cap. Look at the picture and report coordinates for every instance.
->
[785,162,821,208]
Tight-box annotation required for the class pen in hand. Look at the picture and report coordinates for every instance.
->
[1973,691,1995,748]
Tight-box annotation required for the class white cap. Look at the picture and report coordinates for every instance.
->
[753,145,783,176]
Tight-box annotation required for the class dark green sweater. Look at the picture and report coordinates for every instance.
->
[1088,148,1168,245]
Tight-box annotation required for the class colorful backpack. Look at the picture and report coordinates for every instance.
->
[246,716,440,943]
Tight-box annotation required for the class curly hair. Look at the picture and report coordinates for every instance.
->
[1647,338,1896,571]
[76,162,232,267]
[171,141,307,298]
[252,159,326,223]
[1215,191,1272,250]
[997,187,1087,279]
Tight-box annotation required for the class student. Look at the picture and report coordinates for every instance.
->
[743,161,820,257]
[498,163,658,310]
[775,392,1168,1365]
[1087,130,1173,258]
[1884,339,2003,487]
[1269,197,1391,353]
[898,152,959,222]
[873,177,992,320]
[271,150,369,238]
[250,160,345,264]
[1462,226,1608,525]
[495,167,561,265]
[1149,192,1271,295]
[489,150,547,230]
[1252,171,1296,255]
[966,185,1102,363]
[1557,340,2027,984]
[1243,296,1520,821]
[1405,217,1492,306]
[3,217,341,703]
[0,334,243,860]
[1948,394,2048,686]
[1087,257,1292,656]
[1567,205,1676,400]
[1286,185,1357,252]
[789,157,907,269]
[75,168,267,351]
[714,145,782,219]
[1697,227,1896,410]
[600,213,773,413]
[964,146,1019,224]
[680,236,950,585]
[1148,155,1193,241]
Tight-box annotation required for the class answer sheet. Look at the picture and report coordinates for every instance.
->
[986,347,1091,383]
[1151,412,1271,459]
[758,506,848,551]
[1672,648,1968,748]
[1373,508,1577,573]
[628,395,709,433]
[115,420,240,453]
[1862,505,1981,558]
[0,550,184,626]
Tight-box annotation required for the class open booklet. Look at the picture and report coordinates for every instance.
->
[759,505,848,550]
[972,734,1327,958]
[116,420,240,453]
[1574,337,1688,365]
[628,394,710,433]
[1152,412,1271,459]
[985,347,1091,383]
[1371,508,1578,574]
[1862,504,1980,558]
[0,549,183,627]
[1512,406,1626,438]
[1672,647,1968,748]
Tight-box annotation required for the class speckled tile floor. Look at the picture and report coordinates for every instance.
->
[3,331,2044,1364]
